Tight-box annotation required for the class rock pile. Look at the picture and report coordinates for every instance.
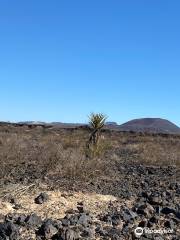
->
[0,164,179,239]
[0,195,179,239]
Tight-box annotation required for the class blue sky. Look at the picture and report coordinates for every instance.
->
[0,0,180,125]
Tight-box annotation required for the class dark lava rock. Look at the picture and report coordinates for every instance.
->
[140,191,151,199]
[136,203,155,217]
[4,214,16,223]
[149,216,159,224]
[77,213,91,227]
[136,204,147,215]
[25,214,42,228]
[77,202,85,213]
[101,214,112,224]
[61,218,71,227]
[38,219,58,239]
[68,215,79,225]
[15,214,27,226]
[105,227,123,239]
[155,206,162,214]
[9,198,16,204]
[175,211,180,219]
[122,209,137,222]
[161,207,176,215]
[57,228,79,240]
[81,227,95,238]
[0,222,19,240]
[95,226,108,236]
[35,192,49,204]
[0,164,178,240]
[111,215,121,226]
[138,220,147,227]
[12,203,21,210]
[164,220,175,229]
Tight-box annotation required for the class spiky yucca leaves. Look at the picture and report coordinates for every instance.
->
[89,113,107,130]
[86,113,107,157]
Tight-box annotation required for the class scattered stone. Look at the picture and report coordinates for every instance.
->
[15,214,27,226]
[161,207,176,215]
[12,203,21,210]
[25,214,42,228]
[0,222,19,239]
[59,228,79,240]
[35,193,49,204]
[38,219,58,239]
[77,213,91,227]
[61,218,70,227]
[122,208,137,222]
[164,220,175,229]
[0,164,178,239]
[82,226,95,239]
[149,216,158,224]
[77,202,84,213]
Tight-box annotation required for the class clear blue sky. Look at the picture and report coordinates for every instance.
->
[0,0,180,125]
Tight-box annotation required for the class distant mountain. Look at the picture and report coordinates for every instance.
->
[50,122,85,128]
[105,122,118,126]
[118,118,180,134]
[2,118,180,134]
[17,121,85,128]
[18,121,46,125]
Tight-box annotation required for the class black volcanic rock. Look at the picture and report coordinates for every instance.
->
[35,193,49,204]
[119,118,180,134]
[0,163,179,239]
[0,222,20,239]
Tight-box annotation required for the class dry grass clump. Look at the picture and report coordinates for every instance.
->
[108,132,180,167]
[58,149,106,181]
[139,142,179,166]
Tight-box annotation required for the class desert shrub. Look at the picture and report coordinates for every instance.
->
[85,137,112,159]
[56,148,106,181]
[138,138,180,166]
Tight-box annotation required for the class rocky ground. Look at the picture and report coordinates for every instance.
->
[0,164,179,239]
[0,126,180,239]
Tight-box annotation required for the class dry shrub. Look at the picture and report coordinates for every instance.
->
[0,133,63,180]
[111,134,180,167]
[56,148,105,181]
[61,136,80,150]
[85,137,112,159]
[138,138,180,166]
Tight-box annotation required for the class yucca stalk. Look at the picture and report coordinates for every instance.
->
[87,113,107,148]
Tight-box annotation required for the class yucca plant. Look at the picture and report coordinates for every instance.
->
[87,113,107,150]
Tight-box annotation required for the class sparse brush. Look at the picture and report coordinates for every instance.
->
[0,125,179,186]
[85,138,111,158]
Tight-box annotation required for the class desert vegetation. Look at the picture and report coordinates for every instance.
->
[0,122,179,239]
[85,113,107,159]
[0,123,179,184]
